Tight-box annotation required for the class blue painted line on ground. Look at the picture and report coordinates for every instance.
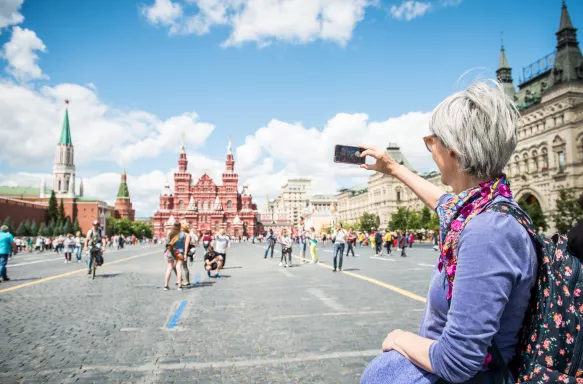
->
[167,300,188,329]
[193,273,201,284]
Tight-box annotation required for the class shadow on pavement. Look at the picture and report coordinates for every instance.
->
[2,277,41,283]
[188,282,216,288]
[222,267,242,270]
[97,274,121,279]
[342,268,360,272]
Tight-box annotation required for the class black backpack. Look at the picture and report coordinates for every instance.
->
[485,203,583,383]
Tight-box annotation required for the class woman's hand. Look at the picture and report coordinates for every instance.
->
[382,329,406,352]
[359,144,401,175]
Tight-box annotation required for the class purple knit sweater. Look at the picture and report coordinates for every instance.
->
[361,194,537,383]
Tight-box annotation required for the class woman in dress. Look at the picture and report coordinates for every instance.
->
[63,234,74,263]
[164,223,190,291]
[360,80,536,383]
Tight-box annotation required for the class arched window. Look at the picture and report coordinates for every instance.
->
[179,200,184,209]
[58,180,62,191]
[227,200,232,209]
[204,201,209,211]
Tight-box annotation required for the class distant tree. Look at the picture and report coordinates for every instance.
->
[23,219,31,236]
[428,213,440,231]
[518,196,548,231]
[30,221,38,236]
[553,189,583,233]
[47,191,58,222]
[359,212,377,233]
[72,218,81,235]
[389,208,409,231]
[15,222,27,237]
[58,199,66,222]
[62,218,73,236]
[375,215,381,228]
[420,206,432,229]
[46,220,55,237]
[53,219,63,236]
[2,217,13,233]
[38,222,47,237]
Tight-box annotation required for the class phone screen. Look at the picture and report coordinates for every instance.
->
[334,145,365,165]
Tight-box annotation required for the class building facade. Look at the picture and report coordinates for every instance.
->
[272,179,312,225]
[338,3,583,232]
[0,106,132,234]
[152,140,258,239]
[501,1,583,230]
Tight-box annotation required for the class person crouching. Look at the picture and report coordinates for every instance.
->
[204,245,223,278]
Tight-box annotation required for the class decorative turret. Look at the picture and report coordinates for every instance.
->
[496,38,516,99]
[188,196,196,211]
[178,133,188,173]
[551,1,583,85]
[53,100,76,197]
[226,135,235,172]
[212,195,223,211]
[117,170,130,199]
[79,178,84,197]
[114,169,135,221]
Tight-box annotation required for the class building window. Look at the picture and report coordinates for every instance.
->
[226,200,232,209]
[396,190,401,202]
[179,200,184,209]
[558,151,565,172]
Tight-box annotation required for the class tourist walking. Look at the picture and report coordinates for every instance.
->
[299,227,308,263]
[345,228,356,257]
[332,223,347,272]
[279,229,292,267]
[384,230,392,255]
[0,225,15,282]
[63,234,74,263]
[214,228,231,267]
[374,228,383,256]
[202,231,212,252]
[180,223,192,286]
[409,232,414,248]
[308,227,319,263]
[264,229,276,258]
[360,80,538,383]
[164,222,189,291]
[397,232,407,257]
[74,231,82,262]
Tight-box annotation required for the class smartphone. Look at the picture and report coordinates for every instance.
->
[334,145,366,165]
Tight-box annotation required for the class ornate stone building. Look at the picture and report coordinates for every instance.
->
[338,2,583,232]
[152,140,258,239]
[502,1,583,230]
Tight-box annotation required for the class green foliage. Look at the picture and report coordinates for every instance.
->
[553,189,583,233]
[53,219,63,236]
[58,198,66,222]
[428,213,440,231]
[30,221,38,236]
[421,206,432,229]
[359,212,378,233]
[48,190,58,222]
[15,221,27,236]
[2,217,13,233]
[38,222,47,237]
[23,219,31,236]
[388,208,409,231]
[62,217,73,236]
[106,217,153,239]
[72,218,80,234]
[518,196,548,231]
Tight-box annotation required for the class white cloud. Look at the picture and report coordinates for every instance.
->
[235,111,434,203]
[0,80,216,167]
[141,0,371,47]
[2,26,48,81]
[390,1,431,21]
[0,0,24,30]
[141,0,183,27]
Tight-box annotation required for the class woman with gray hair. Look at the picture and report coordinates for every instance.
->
[359,81,537,383]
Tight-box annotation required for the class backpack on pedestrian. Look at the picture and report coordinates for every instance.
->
[484,202,583,383]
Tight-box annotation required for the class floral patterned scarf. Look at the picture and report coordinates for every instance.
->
[436,175,512,300]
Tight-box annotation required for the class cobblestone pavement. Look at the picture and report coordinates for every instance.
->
[0,242,439,383]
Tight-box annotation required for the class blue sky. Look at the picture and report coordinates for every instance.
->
[0,0,580,216]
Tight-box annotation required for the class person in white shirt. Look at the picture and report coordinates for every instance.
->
[332,223,348,272]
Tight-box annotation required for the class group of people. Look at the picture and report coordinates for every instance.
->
[163,225,231,291]
[263,227,320,267]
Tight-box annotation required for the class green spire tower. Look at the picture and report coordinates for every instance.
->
[59,108,73,145]
[117,169,130,199]
[53,99,76,197]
